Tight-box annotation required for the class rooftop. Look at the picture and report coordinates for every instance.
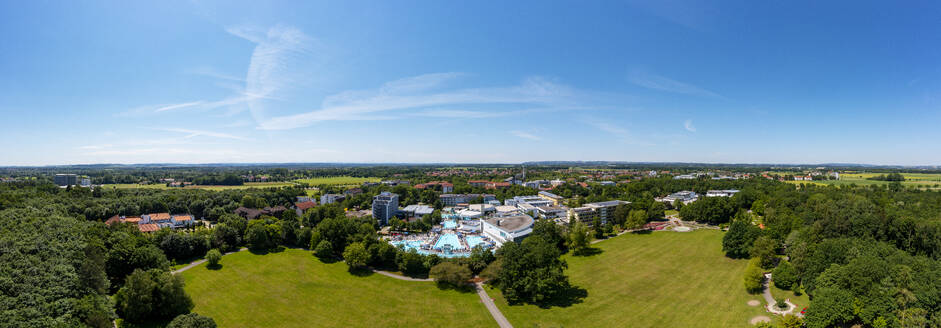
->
[483,214,534,232]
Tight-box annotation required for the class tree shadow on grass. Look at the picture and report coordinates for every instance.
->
[314,254,340,264]
[573,247,603,257]
[434,282,476,294]
[206,263,223,271]
[348,267,374,277]
[117,319,170,328]
[248,248,270,255]
[631,229,653,235]
[535,285,588,309]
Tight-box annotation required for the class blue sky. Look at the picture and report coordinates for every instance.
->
[1,1,940,165]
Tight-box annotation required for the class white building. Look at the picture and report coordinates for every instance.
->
[480,214,535,246]
[656,191,699,204]
[567,200,629,226]
[401,204,434,218]
[320,193,345,204]
[705,189,740,197]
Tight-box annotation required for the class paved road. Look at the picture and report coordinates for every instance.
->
[475,282,513,328]
[172,248,247,274]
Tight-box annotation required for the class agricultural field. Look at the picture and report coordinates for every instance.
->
[490,230,769,328]
[181,249,492,328]
[294,176,381,186]
[785,172,941,189]
[101,181,296,190]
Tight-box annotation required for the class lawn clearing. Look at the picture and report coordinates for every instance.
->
[490,230,767,328]
[180,248,492,328]
[784,172,941,189]
[769,284,809,312]
[295,176,381,186]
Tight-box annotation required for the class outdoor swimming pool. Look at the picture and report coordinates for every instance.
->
[465,235,488,249]
[390,240,423,252]
[434,233,462,250]
[442,219,458,229]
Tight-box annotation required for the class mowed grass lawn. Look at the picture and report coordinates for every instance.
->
[180,248,492,328]
[491,230,767,328]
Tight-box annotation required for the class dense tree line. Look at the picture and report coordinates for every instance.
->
[717,181,941,327]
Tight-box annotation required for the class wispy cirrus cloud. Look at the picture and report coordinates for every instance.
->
[510,130,541,141]
[583,118,654,146]
[226,25,319,123]
[257,74,577,130]
[629,72,725,99]
[126,25,317,122]
[684,119,696,132]
[157,128,251,141]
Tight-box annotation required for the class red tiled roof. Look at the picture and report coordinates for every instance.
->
[138,224,160,233]
[296,201,317,211]
[105,215,122,226]
[173,215,193,221]
[125,217,142,223]
[149,213,171,221]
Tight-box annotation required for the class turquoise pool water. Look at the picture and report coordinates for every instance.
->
[434,233,462,250]
[442,220,458,229]
[466,235,488,249]
[391,240,423,252]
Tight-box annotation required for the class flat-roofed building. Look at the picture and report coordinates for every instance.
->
[655,191,699,204]
[320,193,346,204]
[54,174,78,187]
[439,193,496,206]
[538,191,564,206]
[401,204,434,218]
[536,205,569,220]
[567,200,629,226]
[706,189,740,197]
[372,192,399,226]
[481,214,534,246]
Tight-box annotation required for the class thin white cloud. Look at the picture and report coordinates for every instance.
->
[257,75,575,130]
[154,101,206,112]
[157,128,251,141]
[684,119,696,132]
[583,118,654,146]
[227,25,317,123]
[510,130,541,141]
[629,72,725,99]
[77,144,113,150]
[187,67,246,83]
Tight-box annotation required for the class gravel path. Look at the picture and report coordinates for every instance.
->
[171,248,247,274]
[371,269,434,282]
[475,282,513,328]
[762,273,798,316]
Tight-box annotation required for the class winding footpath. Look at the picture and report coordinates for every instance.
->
[171,248,247,274]
[371,269,512,328]
[762,273,799,316]
[172,250,512,328]
[370,269,433,282]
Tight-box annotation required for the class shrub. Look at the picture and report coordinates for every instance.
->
[167,313,217,328]
[314,240,334,259]
[205,249,222,268]
[743,258,764,294]
[429,262,472,287]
